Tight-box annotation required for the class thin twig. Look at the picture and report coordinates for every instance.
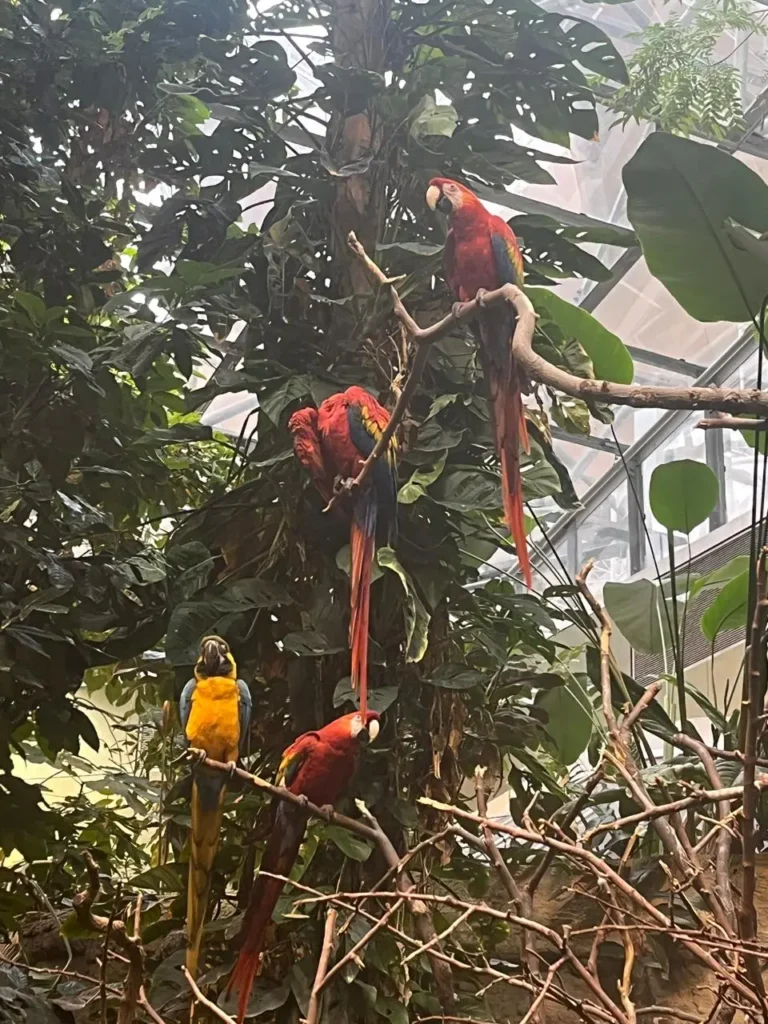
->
[739,548,768,1002]
[674,734,737,931]
[72,852,145,1024]
[305,907,338,1024]
[698,417,768,430]
[518,957,567,1024]
[475,767,541,1020]
[139,988,168,1024]
[527,768,604,896]
[416,797,761,1009]
[182,966,236,1024]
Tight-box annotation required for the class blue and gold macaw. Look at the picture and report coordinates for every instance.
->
[180,635,252,980]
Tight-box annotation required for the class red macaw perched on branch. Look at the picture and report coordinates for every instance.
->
[228,711,381,1023]
[426,178,532,588]
[180,636,252,981]
[289,386,398,716]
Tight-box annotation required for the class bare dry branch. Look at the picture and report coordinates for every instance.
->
[305,907,338,1024]
[739,548,768,1003]
[184,751,455,1010]
[72,852,145,1024]
[698,416,768,430]
[182,966,236,1024]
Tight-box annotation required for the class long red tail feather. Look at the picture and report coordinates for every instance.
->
[228,806,306,1024]
[494,370,532,590]
[227,873,286,1023]
[350,492,376,718]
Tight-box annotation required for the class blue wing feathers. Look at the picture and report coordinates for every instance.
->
[347,404,398,544]
[237,679,252,758]
[180,678,196,741]
[491,232,521,288]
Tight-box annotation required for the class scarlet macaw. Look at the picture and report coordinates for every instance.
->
[228,710,381,1023]
[289,386,398,716]
[426,178,532,588]
[179,635,252,980]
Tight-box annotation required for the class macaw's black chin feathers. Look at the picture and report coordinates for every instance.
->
[198,636,232,677]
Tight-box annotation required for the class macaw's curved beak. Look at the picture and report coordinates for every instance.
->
[200,635,228,675]
[425,184,441,211]
[358,718,380,746]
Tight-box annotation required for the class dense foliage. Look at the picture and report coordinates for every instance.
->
[5,0,768,1021]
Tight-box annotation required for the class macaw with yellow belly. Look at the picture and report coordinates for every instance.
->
[227,710,381,1024]
[426,177,532,588]
[180,636,252,981]
[289,386,398,716]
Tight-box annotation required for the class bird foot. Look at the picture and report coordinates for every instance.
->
[451,301,465,320]
[319,804,335,823]
[296,794,310,810]
[226,761,238,778]
[474,287,489,308]
[191,748,207,765]
[332,475,357,497]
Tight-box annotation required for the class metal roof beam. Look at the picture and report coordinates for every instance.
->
[551,426,627,454]
[625,346,706,378]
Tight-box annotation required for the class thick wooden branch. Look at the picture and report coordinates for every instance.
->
[347,235,768,423]
[673,734,737,932]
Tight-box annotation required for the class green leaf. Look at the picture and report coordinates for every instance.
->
[649,459,719,535]
[376,241,443,257]
[398,453,447,504]
[377,547,430,664]
[536,676,592,765]
[689,555,749,599]
[130,863,186,892]
[282,630,344,657]
[686,684,729,734]
[428,664,487,689]
[324,824,373,861]
[430,468,501,512]
[700,571,749,643]
[410,95,458,140]
[623,133,768,322]
[336,545,384,583]
[603,579,672,655]
[166,578,292,664]
[528,286,634,384]
[333,677,400,713]
[260,376,312,426]
[14,291,46,322]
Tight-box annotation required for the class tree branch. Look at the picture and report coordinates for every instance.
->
[415,800,760,1008]
[738,548,768,1001]
[182,966,236,1024]
[184,751,455,1010]
[346,235,768,431]
[475,767,542,1021]
[72,852,145,1024]
[305,908,337,1024]
[698,416,768,431]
